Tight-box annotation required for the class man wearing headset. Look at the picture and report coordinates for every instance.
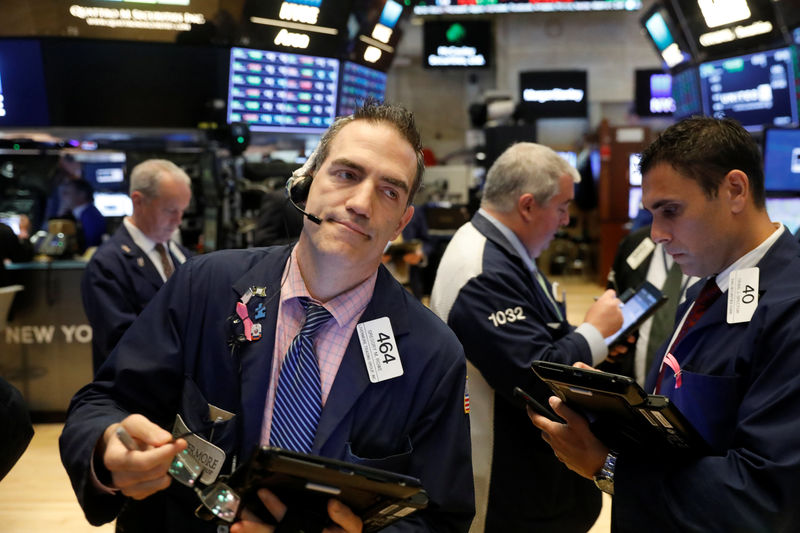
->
[59,100,474,533]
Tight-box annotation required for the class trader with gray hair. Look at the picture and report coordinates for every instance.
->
[81,159,192,373]
[431,142,623,532]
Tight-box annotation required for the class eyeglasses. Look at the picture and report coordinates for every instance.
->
[116,426,242,523]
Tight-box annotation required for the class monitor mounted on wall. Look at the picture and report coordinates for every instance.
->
[518,70,588,120]
[698,47,799,132]
[227,46,339,134]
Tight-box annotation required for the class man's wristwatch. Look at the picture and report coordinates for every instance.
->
[593,450,618,495]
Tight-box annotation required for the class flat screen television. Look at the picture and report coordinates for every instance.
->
[635,69,675,116]
[423,19,491,69]
[518,70,588,120]
[227,47,339,134]
[765,197,800,234]
[640,3,693,69]
[0,39,50,127]
[763,127,800,192]
[414,0,642,15]
[698,47,799,132]
[337,61,387,117]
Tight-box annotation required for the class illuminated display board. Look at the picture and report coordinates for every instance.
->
[671,65,702,119]
[424,19,491,68]
[337,61,387,117]
[518,70,588,120]
[635,69,675,116]
[699,47,799,132]
[414,0,642,15]
[672,0,783,61]
[763,127,800,192]
[0,39,50,126]
[640,3,693,69]
[227,46,339,133]
[0,1,217,43]
[242,0,351,56]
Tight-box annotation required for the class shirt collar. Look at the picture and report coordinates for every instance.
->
[123,217,159,253]
[715,223,783,293]
[281,246,377,328]
[478,208,537,273]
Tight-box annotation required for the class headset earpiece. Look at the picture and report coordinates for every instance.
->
[287,174,312,204]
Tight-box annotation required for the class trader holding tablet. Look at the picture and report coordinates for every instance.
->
[531,117,800,532]
[59,101,474,533]
[430,142,623,532]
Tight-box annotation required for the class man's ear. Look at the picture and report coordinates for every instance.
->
[518,193,538,222]
[724,169,749,214]
[392,205,415,240]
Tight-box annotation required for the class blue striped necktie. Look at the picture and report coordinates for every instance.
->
[270,298,332,453]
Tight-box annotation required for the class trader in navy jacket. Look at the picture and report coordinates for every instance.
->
[532,117,800,532]
[60,101,474,533]
[81,159,192,374]
[430,142,623,532]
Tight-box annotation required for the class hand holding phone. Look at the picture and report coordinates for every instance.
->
[512,387,565,424]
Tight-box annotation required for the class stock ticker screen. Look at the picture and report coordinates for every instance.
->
[227,47,339,134]
[699,47,799,132]
[337,61,387,117]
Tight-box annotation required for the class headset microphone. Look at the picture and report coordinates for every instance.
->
[286,175,322,225]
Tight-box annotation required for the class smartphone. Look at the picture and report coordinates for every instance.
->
[604,280,668,346]
[512,386,565,423]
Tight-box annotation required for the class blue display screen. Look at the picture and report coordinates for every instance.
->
[699,47,799,132]
[0,39,49,126]
[764,128,800,192]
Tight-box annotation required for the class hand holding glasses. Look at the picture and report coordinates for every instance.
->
[115,425,241,523]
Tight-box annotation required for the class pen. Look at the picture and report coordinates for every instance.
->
[115,425,139,451]
[116,425,194,451]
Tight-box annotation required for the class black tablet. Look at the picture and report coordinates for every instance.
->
[530,360,711,456]
[605,280,668,346]
[224,446,428,532]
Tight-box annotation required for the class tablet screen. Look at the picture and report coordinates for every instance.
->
[604,282,664,345]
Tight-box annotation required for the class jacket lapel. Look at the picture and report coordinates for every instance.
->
[312,267,410,452]
[231,246,292,452]
[675,230,799,355]
[116,225,163,291]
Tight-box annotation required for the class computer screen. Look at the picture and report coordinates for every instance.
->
[337,61,387,117]
[629,153,642,186]
[423,19,492,69]
[227,47,339,134]
[629,186,643,220]
[699,47,799,132]
[766,197,800,233]
[635,69,675,116]
[763,128,800,192]
[518,70,588,120]
[0,39,50,127]
[640,4,692,69]
[671,66,702,120]
[82,162,127,193]
[94,192,133,218]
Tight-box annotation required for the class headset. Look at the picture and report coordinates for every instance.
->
[285,173,321,225]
